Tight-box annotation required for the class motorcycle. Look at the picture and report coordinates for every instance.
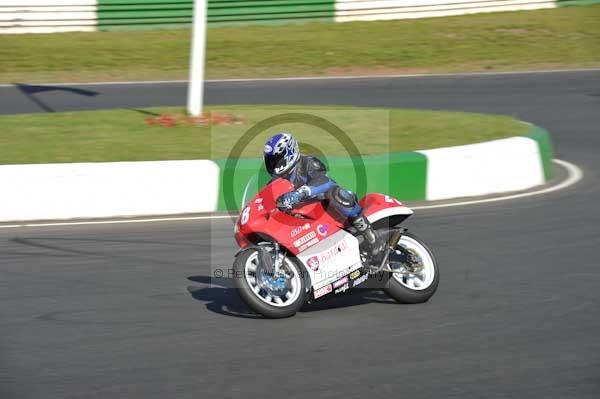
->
[233,178,439,318]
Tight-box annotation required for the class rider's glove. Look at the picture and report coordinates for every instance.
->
[276,191,302,212]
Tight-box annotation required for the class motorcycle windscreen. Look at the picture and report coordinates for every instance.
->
[240,170,273,209]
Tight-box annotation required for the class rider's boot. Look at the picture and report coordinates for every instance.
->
[350,213,387,270]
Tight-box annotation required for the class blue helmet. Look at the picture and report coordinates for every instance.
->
[264,133,300,177]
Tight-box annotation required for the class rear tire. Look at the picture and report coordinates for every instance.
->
[382,231,439,304]
[233,248,306,318]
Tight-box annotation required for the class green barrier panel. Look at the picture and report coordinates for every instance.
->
[526,126,554,182]
[215,152,427,212]
[215,157,269,212]
[387,152,428,200]
[321,153,427,202]
[557,0,600,6]
[97,0,335,30]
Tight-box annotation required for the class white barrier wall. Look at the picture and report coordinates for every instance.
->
[0,160,220,221]
[0,0,97,34]
[335,0,556,22]
[418,136,545,201]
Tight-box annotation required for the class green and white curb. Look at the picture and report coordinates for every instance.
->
[0,125,552,222]
[217,125,553,210]
[417,125,553,200]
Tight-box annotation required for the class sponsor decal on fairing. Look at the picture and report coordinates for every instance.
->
[349,270,360,280]
[291,223,311,238]
[332,276,348,289]
[316,224,329,237]
[315,239,349,265]
[298,238,319,252]
[384,195,402,205]
[352,273,368,288]
[294,231,317,248]
[297,232,362,289]
[334,283,349,295]
[314,284,332,299]
[307,256,320,271]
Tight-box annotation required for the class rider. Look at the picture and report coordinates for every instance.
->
[263,132,386,265]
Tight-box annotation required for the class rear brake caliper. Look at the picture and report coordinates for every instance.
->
[389,246,422,274]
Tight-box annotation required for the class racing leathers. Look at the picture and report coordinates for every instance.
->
[275,155,386,265]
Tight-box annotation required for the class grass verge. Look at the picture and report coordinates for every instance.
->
[0,105,528,164]
[1,6,599,83]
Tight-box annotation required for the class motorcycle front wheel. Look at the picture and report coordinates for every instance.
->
[233,247,306,318]
[383,230,439,304]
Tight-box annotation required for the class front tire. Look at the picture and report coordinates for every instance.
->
[383,231,439,304]
[233,248,306,318]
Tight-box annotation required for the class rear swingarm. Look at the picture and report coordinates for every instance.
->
[370,228,407,274]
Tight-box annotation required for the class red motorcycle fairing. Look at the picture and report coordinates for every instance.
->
[235,178,414,255]
[235,178,346,255]
[360,193,414,224]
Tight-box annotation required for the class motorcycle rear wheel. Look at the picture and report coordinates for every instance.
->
[233,248,306,318]
[382,230,439,304]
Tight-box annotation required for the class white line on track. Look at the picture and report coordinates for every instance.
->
[0,68,598,88]
[0,159,582,229]
[0,215,231,229]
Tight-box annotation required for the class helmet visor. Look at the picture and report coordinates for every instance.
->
[264,153,287,176]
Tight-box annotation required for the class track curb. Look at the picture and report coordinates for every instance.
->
[217,124,553,211]
[0,158,580,229]
[0,124,553,222]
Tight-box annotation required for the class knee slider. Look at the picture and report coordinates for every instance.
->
[331,187,357,208]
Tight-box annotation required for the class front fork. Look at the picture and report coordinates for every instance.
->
[272,242,281,275]
[257,241,282,277]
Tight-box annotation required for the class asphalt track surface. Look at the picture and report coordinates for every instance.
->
[1,71,599,398]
